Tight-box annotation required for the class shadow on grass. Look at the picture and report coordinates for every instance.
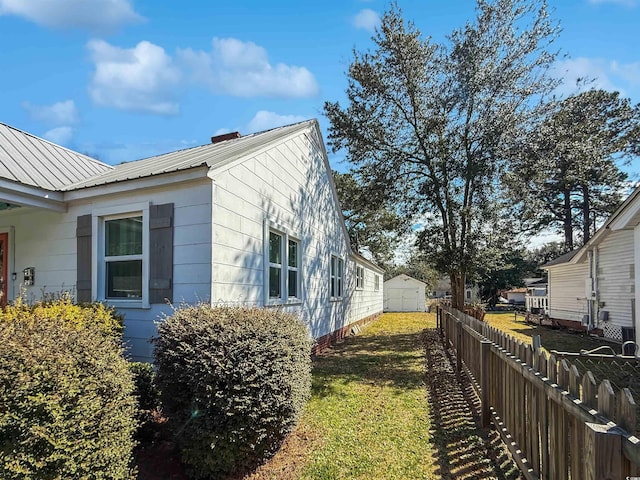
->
[423,328,523,480]
[311,331,426,398]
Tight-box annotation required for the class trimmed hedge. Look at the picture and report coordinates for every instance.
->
[0,319,137,479]
[154,305,312,478]
[0,292,124,338]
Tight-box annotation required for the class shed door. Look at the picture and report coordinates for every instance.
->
[388,287,420,312]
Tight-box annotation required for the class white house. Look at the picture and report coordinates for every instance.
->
[431,276,480,303]
[384,274,426,312]
[543,185,640,347]
[0,120,384,361]
[505,287,527,305]
[524,278,548,314]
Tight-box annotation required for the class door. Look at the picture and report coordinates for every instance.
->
[0,233,7,306]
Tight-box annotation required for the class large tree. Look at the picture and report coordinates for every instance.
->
[333,171,406,267]
[325,0,559,309]
[507,89,640,249]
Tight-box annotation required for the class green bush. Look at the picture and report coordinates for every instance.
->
[0,319,137,479]
[153,305,312,478]
[129,362,162,442]
[0,292,124,338]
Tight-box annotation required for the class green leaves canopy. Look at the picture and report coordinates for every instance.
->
[325,0,559,308]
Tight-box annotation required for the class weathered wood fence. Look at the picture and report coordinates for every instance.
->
[437,305,640,480]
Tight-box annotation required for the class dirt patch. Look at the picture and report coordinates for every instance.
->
[422,328,523,480]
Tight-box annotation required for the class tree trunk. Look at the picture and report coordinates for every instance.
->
[562,187,573,250]
[450,272,466,311]
[582,183,591,244]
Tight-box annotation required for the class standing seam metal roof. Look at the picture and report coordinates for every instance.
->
[61,120,317,191]
[0,123,113,190]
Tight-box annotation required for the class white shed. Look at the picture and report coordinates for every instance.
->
[384,274,426,312]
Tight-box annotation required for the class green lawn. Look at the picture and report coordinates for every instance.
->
[247,312,437,480]
[484,311,622,354]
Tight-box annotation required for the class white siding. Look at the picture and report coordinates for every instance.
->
[596,229,634,339]
[344,259,384,324]
[548,262,590,323]
[210,129,382,339]
[383,275,426,312]
[0,179,213,362]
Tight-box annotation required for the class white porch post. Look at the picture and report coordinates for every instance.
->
[634,224,640,355]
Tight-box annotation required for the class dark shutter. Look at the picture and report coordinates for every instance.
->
[76,214,92,303]
[149,203,174,304]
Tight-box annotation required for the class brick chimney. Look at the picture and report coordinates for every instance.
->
[211,131,241,144]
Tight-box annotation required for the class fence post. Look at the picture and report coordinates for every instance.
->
[456,318,462,377]
[584,423,623,480]
[479,340,491,427]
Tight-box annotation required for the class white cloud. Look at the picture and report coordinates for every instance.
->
[87,39,181,115]
[551,57,640,97]
[247,111,307,133]
[0,0,143,31]
[23,100,78,125]
[43,126,73,145]
[353,9,380,31]
[213,128,231,136]
[178,37,318,98]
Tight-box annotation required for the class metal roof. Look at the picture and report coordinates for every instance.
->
[0,123,112,191]
[62,120,317,191]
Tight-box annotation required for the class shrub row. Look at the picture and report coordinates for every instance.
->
[0,297,312,480]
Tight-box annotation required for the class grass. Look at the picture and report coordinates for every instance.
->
[483,311,621,354]
[302,313,436,479]
[246,312,437,480]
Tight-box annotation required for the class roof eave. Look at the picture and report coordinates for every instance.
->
[0,178,66,212]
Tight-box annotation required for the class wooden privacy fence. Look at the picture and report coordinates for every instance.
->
[436,305,640,480]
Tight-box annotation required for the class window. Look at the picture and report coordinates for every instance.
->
[288,238,299,298]
[330,255,343,299]
[374,275,380,291]
[269,231,283,299]
[267,228,301,303]
[102,214,145,301]
[356,266,365,290]
[466,290,471,300]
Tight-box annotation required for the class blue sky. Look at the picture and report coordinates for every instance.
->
[1,0,640,172]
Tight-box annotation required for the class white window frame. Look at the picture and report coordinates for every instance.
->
[374,274,380,291]
[330,255,344,300]
[263,220,302,306]
[356,265,365,290]
[92,202,150,309]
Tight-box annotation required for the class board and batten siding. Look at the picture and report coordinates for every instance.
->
[0,179,214,362]
[595,229,635,339]
[210,127,374,340]
[547,261,590,324]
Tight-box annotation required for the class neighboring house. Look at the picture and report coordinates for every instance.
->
[543,185,640,347]
[431,276,479,302]
[0,120,384,361]
[524,277,548,314]
[505,287,527,305]
[384,274,426,312]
